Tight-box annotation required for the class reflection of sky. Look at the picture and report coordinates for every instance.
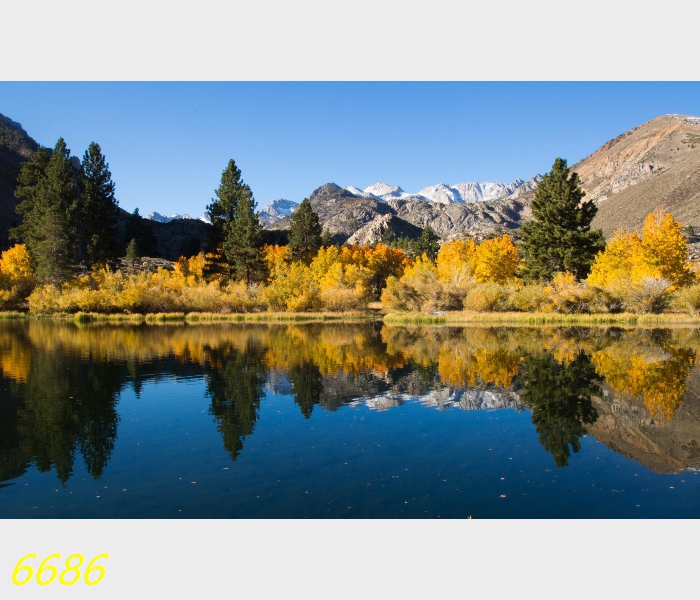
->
[3,379,700,519]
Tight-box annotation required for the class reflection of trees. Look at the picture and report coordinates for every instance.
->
[3,320,700,482]
[8,347,121,485]
[204,341,266,460]
[289,362,323,419]
[591,331,696,421]
[520,351,600,468]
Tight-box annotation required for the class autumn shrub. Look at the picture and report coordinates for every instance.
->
[221,281,265,313]
[463,283,509,312]
[587,283,625,314]
[27,284,62,314]
[320,286,364,311]
[623,276,673,314]
[261,261,321,311]
[673,284,700,317]
[544,272,596,314]
[381,276,421,311]
[508,283,548,312]
[381,254,463,312]
[316,261,368,311]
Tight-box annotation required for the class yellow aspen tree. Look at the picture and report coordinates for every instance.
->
[310,245,341,282]
[632,207,694,287]
[262,244,290,281]
[587,229,640,288]
[473,235,519,284]
[436,239,477,286]
[0,243,34,287]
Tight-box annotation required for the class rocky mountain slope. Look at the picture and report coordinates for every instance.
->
[576,114,700,237]
[269,183,534,244]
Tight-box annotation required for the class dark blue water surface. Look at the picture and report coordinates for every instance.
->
[1,321,700,518]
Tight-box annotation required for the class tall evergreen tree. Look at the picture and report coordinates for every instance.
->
[12,138,81,285]
[519,157,605,282]
[205,159,254,277]
[413,227,440,261]
[125,238,140,268]
[321,228,336,248]
[80,142,119,268]
[288,198,322,263]
[223,191,266,285]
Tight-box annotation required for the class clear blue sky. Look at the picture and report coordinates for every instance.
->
[1,82,698,217]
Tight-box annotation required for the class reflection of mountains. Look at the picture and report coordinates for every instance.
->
[587,370,700,474]
[267,366,525,413]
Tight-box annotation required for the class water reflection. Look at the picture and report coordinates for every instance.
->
[204,341,265,460]
[2,321,700,485]
[520,351,600,468]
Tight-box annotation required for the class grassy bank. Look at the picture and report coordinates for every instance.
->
[382,311,700,326]
[0,311,381,324]
[3,310,700,326]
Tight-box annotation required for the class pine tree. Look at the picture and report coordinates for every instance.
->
[520,158,605,282]
[205,159,254,277]
[321,229,336,248]
[12,138,81,285]
[125,238,140,268]
[223,192,266,285]
[413,227,440,262]
[80,142,119,268]
[288,198,322,263]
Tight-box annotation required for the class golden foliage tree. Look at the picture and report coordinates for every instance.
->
[587,229,640,288]
[633,207,694,286]
[473,234,519,284]
[436,239,477,287]
[588,208,694,289]
[0,243,35,309]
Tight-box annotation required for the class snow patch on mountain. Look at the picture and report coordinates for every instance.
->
[344,185,382,200]
[258,199,299,227]
[349,176,542,205]
[364,183,406,199]
[145,211,211,224]
[417,183,463,204]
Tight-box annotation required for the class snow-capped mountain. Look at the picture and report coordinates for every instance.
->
[343,185,380,199]
[345,176,542,205]
[363,183,407,199]
[258,199,299,227]
[145,211,211,224]
[141,176,540,230]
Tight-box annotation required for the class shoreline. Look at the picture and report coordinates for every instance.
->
[2,310,700,326]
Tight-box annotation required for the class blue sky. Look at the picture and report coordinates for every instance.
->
[1,82,699,217]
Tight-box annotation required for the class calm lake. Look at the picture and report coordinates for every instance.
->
[1,320,700,518]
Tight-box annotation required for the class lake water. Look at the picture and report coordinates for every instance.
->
[1,320,700,518]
